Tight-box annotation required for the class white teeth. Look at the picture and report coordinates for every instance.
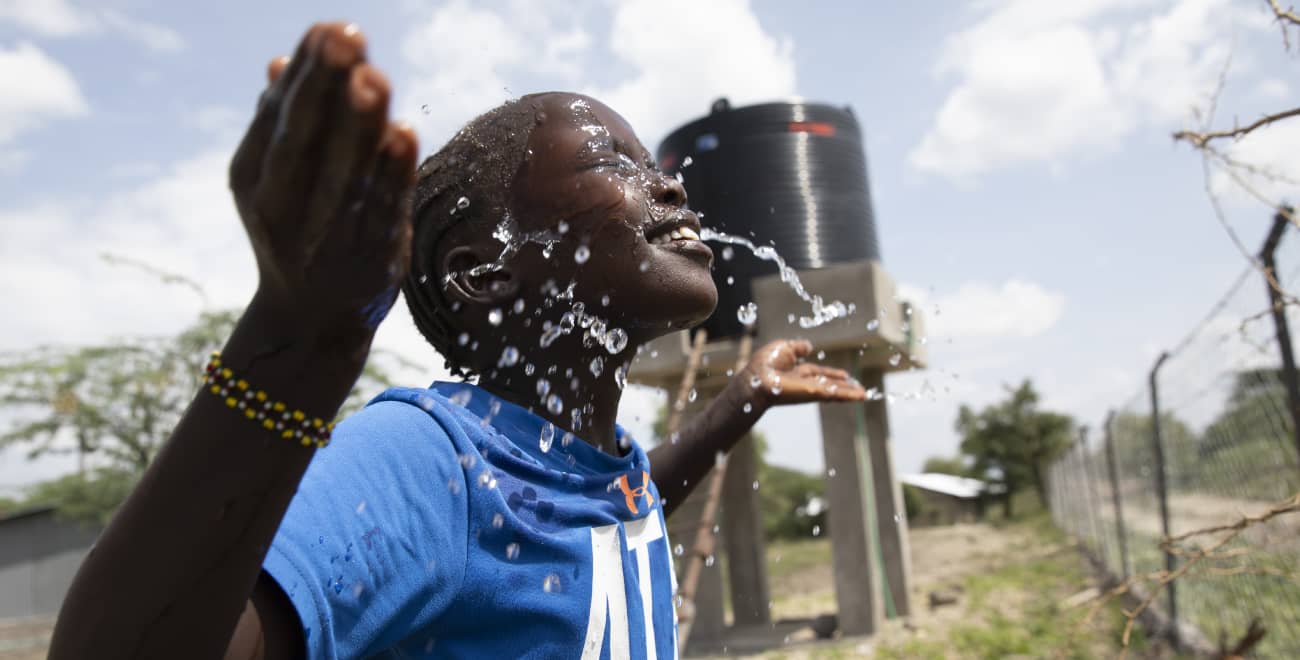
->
[670,229,683,240]
[678,227,699,241]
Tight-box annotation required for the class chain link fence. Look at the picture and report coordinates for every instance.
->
[1048,211,1300,657]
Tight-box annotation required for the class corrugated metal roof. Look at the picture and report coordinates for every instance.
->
[899,473,1000,499]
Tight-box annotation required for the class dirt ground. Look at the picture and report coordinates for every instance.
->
[0,616,54,660]
[705,520,1168,659]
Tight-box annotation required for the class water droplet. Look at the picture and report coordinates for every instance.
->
[457,332,470,346]
[866,387,883,400]
[513,298,525,314]
[604,328,628,354]
[600,294,610,306]
[749,375,762,388]
[492,513,504,528]
[589,356,604,377]
[448,477,461,494]
[574,245,590,264]
[743,402,753,413]
[421,104,431,114]
[546,393,564,415]
[770,379,782,396]
[817,350,826,360]
[536,378,552,399]
[498,346,520,367]
[705,555,715,567]
[682,155,694,167]
[737,302,758,326]
[752,480,760,491]
[828,467,838,477]
[889,353,902,366]
[614,364,628,390]
[524,363,535,376]
[867,319,879,332]
[670,431,680,444]
[812,525,821,536]
[726,275,735,285]
[721,246,734,261]
[674,544,684,556]
[557,220,569,234]
[456,196,470,210]
[639,261,649,272]
[543,573,561,593]
[506,543,519,560]
[561,432,574,448]
[488,308,503,326]
[539,422,555,453]
[688,388,698,402]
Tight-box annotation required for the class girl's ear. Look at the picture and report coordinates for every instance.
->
[442,245,520,305]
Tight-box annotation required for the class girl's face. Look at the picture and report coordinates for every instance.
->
[510,93,718,334]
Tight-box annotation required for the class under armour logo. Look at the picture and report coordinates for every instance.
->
[616,471,654,514]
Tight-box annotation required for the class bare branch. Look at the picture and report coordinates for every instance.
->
[1173,106,1300,148]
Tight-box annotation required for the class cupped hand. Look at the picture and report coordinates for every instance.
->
[229,23,418,344]
[738,339,867,410]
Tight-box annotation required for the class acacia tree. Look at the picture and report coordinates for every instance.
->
[0,266,418,524]
[955,380,1075,516]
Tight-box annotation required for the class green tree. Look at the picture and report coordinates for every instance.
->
[921,455,968,477]
[1108,410,1199,488]
[0,263,419,524]
[956,380,1074,517]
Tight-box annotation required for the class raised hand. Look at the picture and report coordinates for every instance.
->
[739,339,867,409]
[229,23,417,347]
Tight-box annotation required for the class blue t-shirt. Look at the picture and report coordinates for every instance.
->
[262,382,680,659]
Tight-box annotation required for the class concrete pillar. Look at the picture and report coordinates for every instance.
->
[720,433,771,626]
[817,395,884,635]
[858,369,913,617]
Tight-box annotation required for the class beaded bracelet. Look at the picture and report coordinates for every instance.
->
[203,351,335,448]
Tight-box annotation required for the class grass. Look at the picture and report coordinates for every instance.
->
[872,519,1152,660]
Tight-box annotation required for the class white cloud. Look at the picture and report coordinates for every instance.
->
[586,0,797,148]
[396,0,795,153]
[1207,115,1300,208]
[901,279,1066,340]
[397,0,591,146]
[0,41,87,160]
[909,0,1255,181]
[0,0,184,51]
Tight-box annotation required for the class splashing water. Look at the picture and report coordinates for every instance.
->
[700,228,854,328]
[737,302,758,326]
[539,422,555,453]
[589,356,604,377]
[498,346,520,368]
[614,364,628,390]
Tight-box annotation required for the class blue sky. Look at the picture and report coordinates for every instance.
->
[1,0,1297,493]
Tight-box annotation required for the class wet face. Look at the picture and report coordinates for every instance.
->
[508,93,718,335]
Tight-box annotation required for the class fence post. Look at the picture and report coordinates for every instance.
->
[1102,411,1130,581]
[1259,206,1300,469]
[1148,352,1178,644]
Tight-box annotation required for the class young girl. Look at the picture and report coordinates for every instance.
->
[47,22,866,660]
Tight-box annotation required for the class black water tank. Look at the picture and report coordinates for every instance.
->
[658,99,882,341]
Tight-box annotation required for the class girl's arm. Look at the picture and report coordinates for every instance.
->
[46,22,416,660]
[648,340,867,517]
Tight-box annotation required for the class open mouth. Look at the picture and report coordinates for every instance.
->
[644,213,703,245]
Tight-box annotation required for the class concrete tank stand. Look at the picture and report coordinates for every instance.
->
[629,258,923,647]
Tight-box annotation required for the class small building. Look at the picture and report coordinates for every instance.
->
[899,473,998,527]
[0,506,100,619]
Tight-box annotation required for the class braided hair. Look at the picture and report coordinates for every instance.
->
[401,96,543,378]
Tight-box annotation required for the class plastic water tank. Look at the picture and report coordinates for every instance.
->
[658,98,882,340]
